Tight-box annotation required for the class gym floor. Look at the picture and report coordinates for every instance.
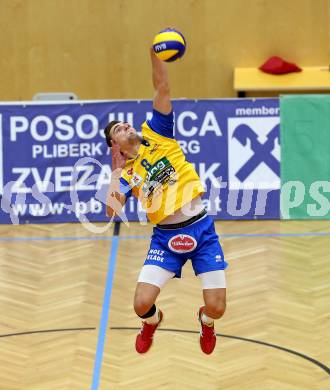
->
[0,220,329,389]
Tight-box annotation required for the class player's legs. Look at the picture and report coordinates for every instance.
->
[133,282,161,318]
[134,265,175,353]
[200,271,226,319]
[197,270,226,354]
[202,287,226,318]
[134,264,175,316]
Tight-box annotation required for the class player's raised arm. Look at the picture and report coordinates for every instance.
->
[150,47,172,115]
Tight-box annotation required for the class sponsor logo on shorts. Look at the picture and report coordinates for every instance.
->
[147,249,164,262]
[215,255,222,262]
[168,234,197,253]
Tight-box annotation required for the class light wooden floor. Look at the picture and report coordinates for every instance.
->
[0,220,329,390]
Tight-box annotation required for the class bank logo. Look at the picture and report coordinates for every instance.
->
[228,117,280,190]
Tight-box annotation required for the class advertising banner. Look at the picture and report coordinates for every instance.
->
[280,95,330,219]
[0,99,280,224]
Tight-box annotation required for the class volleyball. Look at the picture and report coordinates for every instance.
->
[152,28,186,62]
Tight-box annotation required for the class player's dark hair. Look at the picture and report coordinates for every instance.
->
[104,120,120,147]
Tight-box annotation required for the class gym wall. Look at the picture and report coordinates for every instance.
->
[0,0,329,101]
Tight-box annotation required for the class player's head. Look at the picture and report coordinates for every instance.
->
[104,121,139,152]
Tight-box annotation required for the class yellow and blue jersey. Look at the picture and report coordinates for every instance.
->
[119,109,205,224]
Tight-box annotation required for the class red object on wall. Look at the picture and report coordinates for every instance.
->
[259,56,302,74]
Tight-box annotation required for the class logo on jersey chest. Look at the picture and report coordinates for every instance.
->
[141,157,176,198]
[149,144,159,155]
[168,234,197,253]
[141,157,171,179]
[131,173,142,186]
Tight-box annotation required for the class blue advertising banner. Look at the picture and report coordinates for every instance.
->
[0,99,280,224]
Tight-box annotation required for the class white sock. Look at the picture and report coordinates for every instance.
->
[201,312,214,326]
[145,307,160,324]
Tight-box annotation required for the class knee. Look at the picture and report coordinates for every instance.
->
[205,300,226,319]
[134,296,155,317]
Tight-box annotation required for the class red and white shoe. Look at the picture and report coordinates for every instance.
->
[135,310,163,354]
[198,307,217,354]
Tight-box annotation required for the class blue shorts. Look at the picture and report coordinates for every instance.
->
[144,215,228,278]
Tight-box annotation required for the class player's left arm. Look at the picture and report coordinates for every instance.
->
[150,47,172,115]
[147,47,174,139]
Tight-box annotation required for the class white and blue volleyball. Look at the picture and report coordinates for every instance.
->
[153,28,186,62]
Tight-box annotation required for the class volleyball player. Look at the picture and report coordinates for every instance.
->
[104,47,227,354]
